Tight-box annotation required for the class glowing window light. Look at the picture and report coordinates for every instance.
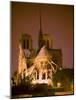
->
[57,82,61,87]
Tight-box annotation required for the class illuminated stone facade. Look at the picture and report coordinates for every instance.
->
[17,12,63,86]
[18,44,59,86]
[18,32,62,86]
[17,32,63,86]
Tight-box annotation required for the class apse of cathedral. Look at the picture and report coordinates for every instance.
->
[18,12,63,86]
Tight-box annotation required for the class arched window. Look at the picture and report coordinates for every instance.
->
[42,73,46,79]
[22,39,25,49]
[37,70,39,79]
[27,39,29,49]
[32,69,39,80]
[47,70,52,79]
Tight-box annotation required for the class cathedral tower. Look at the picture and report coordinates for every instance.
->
[20,33,33,50]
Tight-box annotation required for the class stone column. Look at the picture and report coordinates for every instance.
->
[39,62,42,80]
[35,71,37,80]
[46,71,47,80]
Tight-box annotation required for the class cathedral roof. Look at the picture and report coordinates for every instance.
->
[38,46,49,57]
[34,46,52,62]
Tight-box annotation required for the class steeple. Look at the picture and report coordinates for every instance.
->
[39,9,42,34]
[38,9,53,49]
[38,8,43,49]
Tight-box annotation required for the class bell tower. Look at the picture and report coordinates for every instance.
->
[20,33,33,50]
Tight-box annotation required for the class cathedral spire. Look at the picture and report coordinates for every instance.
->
[38,8,43,49]
[39,8,42,34]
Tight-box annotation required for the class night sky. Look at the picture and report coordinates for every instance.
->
[11,2,74,74]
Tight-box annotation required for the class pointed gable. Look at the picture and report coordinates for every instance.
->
[34,46,52,63]
[37,46,49,57]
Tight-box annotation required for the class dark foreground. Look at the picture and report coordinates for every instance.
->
[11,84,74,99]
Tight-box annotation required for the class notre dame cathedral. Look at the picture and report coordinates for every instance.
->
[17,12,62,86]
